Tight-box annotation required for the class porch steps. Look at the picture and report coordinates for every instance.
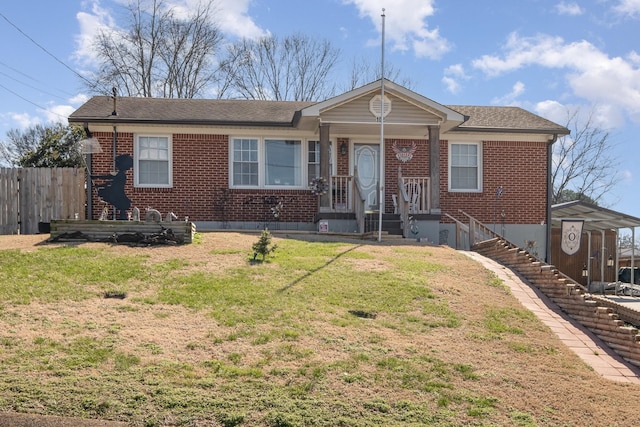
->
[364,213,403,236]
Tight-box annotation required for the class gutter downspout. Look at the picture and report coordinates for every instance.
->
[546,133,559,263]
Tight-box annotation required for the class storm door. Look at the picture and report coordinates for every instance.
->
[354,143,380,212]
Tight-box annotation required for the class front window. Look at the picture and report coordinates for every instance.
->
[265,139,301,186]
[230,137,309,188]
[449,142,481,191]
[135,135,172,187]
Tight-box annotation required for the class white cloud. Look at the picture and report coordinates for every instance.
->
[0,91,90,132]
[43,108,73,125]
[46,94,90,125]
[554,2,585,16]
[69,93,90,105]
[491,81,526,105]
[165,0,266,39]
[613,0,640,17]
[442,64,469,94]
[534,100,568,125]
[472,32,640,125]
[342,0,450,59]
[74,1,117,66]
[213,0,266,39]
[8,112,40,129]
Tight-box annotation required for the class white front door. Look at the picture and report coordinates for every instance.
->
[354,144,380,212]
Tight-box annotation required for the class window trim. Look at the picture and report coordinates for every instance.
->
[307,140,334,184]
[134,134,173,188]
[229,137,333,189]
[448,141,482,193]
[231,137,259,187]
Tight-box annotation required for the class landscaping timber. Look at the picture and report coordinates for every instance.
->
[49,219,196,244]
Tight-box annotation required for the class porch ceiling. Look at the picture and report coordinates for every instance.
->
[552,200,640,232]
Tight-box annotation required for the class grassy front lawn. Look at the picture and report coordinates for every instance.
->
[0,232,637,426]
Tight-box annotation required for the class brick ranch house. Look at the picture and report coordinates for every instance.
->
[69,79,569,259]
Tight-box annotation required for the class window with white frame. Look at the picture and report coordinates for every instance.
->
[265,139,301,186]
[231,137,314,188]
[449,142,481,191]
[307,140,333,184]
[135,135,172,187]
[232,138,258,186]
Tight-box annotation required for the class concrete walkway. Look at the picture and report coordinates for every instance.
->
[463,251,640,384]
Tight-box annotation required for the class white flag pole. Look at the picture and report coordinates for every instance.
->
[378,8,386,243]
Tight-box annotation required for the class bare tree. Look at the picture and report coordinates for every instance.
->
[219,33,340,101]
[551,107,620,206]
[344,55,414,91]
[90,0,222,98]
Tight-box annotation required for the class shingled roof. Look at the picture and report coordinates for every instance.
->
[69,96,315,126]
[447,105,569,134]
[69,96,569,135]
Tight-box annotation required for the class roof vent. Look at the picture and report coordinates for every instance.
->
[369,94,391,119]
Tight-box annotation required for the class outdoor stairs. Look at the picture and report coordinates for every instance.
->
[364,213,403,236]
[473,237,640,368]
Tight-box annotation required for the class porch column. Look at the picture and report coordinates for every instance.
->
[319,123,330,209]
[429,125,441,214]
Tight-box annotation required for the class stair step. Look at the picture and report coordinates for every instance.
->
[365,213,403,235]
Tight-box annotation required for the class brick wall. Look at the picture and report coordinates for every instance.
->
[336,137,350,176]
[89,132,317,222]
[440,140,548,225]
[384,138,429,213]
[89,132,548,226]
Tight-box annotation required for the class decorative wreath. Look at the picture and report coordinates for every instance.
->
[309,176,329,196]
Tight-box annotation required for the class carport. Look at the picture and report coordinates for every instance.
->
[551,200,640,289]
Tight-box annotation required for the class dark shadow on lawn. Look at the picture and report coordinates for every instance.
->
[277,243,362,293]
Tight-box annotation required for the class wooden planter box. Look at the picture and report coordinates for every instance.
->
[49,220,196,244]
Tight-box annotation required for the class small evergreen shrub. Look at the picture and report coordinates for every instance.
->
[252,228,277,261]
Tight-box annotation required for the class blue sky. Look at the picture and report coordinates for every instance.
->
[0,0,639,222]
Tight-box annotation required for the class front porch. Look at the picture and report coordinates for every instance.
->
[316,168,437,239]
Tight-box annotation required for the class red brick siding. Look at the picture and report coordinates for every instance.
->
[213,190,317,223]
[440,140,548,224]
[336,137,350,176]
[89,132,548,225]
[384,138,428,213]
[89,132,318,222]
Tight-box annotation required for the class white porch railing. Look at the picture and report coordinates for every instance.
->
[329,175,353,212]
[401,176,430,214]
[327,175,430,215]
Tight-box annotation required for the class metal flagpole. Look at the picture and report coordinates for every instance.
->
[378,8,386,242]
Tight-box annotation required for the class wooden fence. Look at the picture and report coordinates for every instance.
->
[0,168,86,235]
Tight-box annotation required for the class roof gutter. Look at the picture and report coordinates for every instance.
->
[448,127,570,135]
[69,117,298,128]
